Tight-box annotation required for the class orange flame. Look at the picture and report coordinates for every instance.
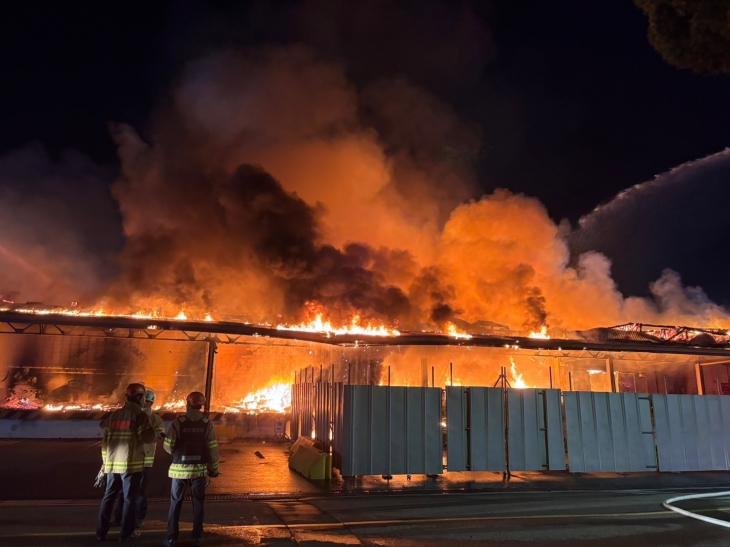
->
[528,326,550,339]
[509,357,528,388]
[225,382,292,415]
[446,323,472,339]
[277,312,400,337]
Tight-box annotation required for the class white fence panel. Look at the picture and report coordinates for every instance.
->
[564,392,656,473]
[507,388,565,471]
[653,394,730,472]
[340,385,442,476]
[446,387,505,472]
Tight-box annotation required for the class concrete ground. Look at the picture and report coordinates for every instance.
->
[3,491,730,545]
[5,439,730,499]
[4,439,730,545]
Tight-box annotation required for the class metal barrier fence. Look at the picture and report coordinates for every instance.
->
[653,394,730,471]
[292,380,441,477]
[446,386,505,472]
[337,385,442,477]
[564,392,656,472]
[508,388,565,471]
[292,377,730,477]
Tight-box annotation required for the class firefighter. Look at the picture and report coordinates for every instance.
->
[112,388,165,528]
[163,391,219,547]
[96,383,156,542]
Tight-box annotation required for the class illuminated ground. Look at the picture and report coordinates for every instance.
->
[6,439,730,500]
[5,440,730,545]
[3,490,730,545]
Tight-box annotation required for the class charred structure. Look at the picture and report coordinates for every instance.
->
[2,311,730,415]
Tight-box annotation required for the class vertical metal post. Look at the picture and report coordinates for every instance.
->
[450,361,453,387]
[568,371,573,392]
[320,364,323,383]
[204,338,217,416]
[347,362,351,385]
[606,357,616,392]
[549,366,553,389]
[502,365,510,479]
[695,363,704,395]
[432,366,435,388]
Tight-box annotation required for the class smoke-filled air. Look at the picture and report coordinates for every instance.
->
[1,45,728,332]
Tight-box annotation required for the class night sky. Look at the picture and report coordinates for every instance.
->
[1,1,729,309]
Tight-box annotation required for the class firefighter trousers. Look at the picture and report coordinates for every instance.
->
[167,476,206,540]
[114,466,150,523]
[97,471,143,540]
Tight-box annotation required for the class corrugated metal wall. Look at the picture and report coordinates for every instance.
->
[446,386,505,472]
[564,392,656,472]
[338,385,442,477]
[507,388,565,471]
[653,394,730,471]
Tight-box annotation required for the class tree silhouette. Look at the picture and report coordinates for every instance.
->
[635,0,730,73]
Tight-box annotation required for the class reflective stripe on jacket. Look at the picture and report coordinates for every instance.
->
[143,408,165,467]
[164,409,219,479]
[100,401,156,474]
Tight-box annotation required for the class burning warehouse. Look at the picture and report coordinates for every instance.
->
[2,30,730,481]
[2,310,730,417]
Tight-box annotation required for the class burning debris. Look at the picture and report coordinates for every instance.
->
[224,383,292,415]
[446,323,472,339]
[529,326,550,340]
[509,357,529,389]
[277,311,400,337]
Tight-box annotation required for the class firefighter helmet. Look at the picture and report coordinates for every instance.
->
[125,383,146,399]
[186,391,206,408]
[145,388,156,403]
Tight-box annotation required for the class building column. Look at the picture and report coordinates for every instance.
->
[606,357,616,392]
[695,362,704,395]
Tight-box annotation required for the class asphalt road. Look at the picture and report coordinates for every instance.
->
[4,440,730,545]
[5,439,730,500]
[2,491,730,546]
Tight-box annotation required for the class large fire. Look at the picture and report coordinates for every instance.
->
[157,383,291,415]
[447,323,472,339]
[509,357,528,389]
[529,326,550,339]
[276,312,399,337]
[3,383,292,415]
[225,383,291,414]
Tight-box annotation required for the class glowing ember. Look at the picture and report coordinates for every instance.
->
[509,357,528,388]
[2,305,206,322]
[43,403,120,412]
[227,383,291,414]
[529,326,550,339]
[160,399,187,411]
[277,313,400,337]
[446,323,472,339]
[1,396,38,410]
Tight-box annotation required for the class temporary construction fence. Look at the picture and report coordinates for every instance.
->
[564,391,656,473]
[291,376,730,477]
[445,387,565,472]
[653,394,730,472]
